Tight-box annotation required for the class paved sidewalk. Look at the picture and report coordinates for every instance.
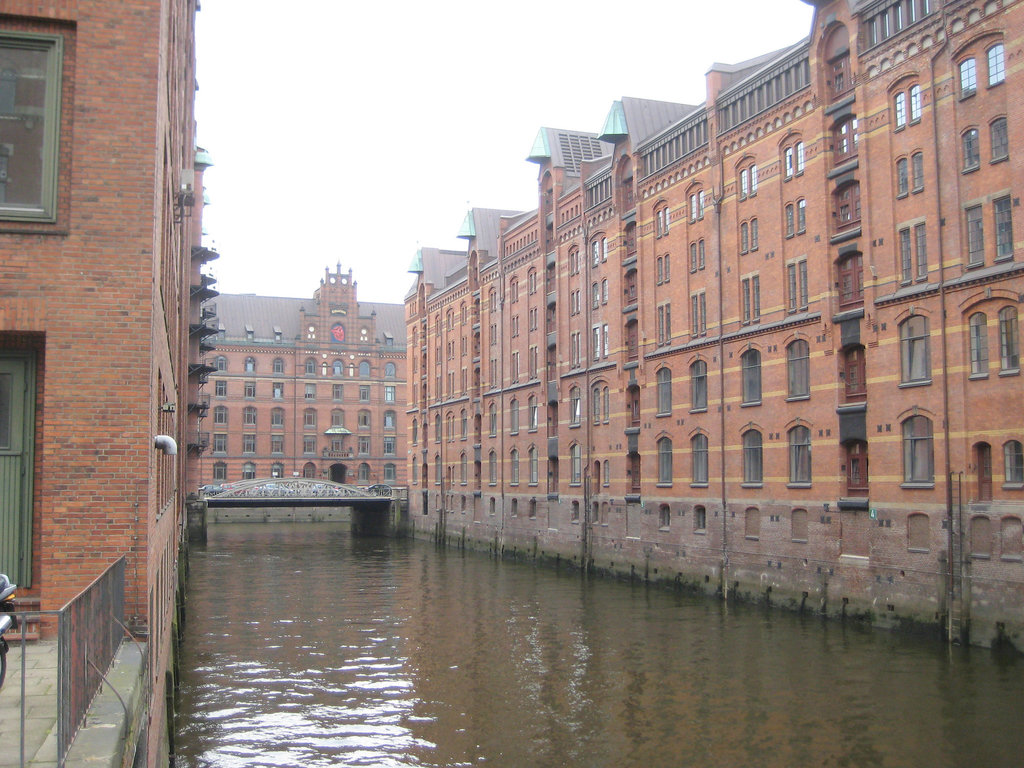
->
[0,641,59,768]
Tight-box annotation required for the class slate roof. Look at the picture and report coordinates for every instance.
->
[600,97,698,145]
[207,293,406,345]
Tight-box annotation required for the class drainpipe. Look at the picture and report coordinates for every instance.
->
[929,11,957,640]
[582,220,593,570]
[715,135,730,600]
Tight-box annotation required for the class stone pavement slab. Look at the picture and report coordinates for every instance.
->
[0,640,59,768]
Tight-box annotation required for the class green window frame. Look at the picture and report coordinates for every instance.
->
[0,352,36,585]
[0,32,63,222]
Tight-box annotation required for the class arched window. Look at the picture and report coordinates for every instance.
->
[529,446,538,484]
[657,437,673,484]
[659,504,671,529]
[741,349,761,404]
[690,360,707,411]
[411,418,418,445]
[900,315,930,383]
[305,358,316,375]
[215,355,227,371]
[273,357,284,374]
[509,398,519,433]
[570,443,582,484]
[510,449,520,485]
[331,409,345,428]
[743,430,763,484]
[902,415,934,483]
[385,362,396,378]
[358,463,371,483]
[302,462,316,479]
[271,462,284,479]
[460,409,467,439]
[990,117,1008,162]
[843,345,867,401]
[969,312,989,376]
[787,340,810,398]
[569,387,581,426]
[745,507,760,539]
[359,361,370,377]
[962,128,980,171]
[489,403,498,436]
[691,433,708,484]
[359,410,371,429]
[212,461,227,480]
[242,462,256,480]
[384,463,396,483]
[332,360,343,376]
[907,513,930,552]
[656,368,672,414]
[999,307,1020,371]
[245,356,256,372]
[213,405,227,425]
[789,425,812,484]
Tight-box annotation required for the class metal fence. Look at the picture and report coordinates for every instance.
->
[58,555,128,760]
[2,556,130,767]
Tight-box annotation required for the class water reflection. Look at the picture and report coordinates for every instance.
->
[175,524,1024,767]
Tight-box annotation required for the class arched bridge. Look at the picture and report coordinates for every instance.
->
[203,478,395,508]
[193,478,407,538]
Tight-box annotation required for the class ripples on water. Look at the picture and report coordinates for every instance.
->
[174,524,1024,768]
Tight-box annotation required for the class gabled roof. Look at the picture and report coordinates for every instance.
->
[458,207,524,264]
[711,41,808,98]
[406,247,466,299]
[599,97,696,145]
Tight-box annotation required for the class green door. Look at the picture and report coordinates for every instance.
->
[0,353,35,586]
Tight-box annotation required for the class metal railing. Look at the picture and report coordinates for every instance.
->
[59,556,128,760]
[2,556,129,767]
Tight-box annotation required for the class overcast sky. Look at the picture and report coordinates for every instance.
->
[194,0,815,305]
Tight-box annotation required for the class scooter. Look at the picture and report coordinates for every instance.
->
[0,574,17,690]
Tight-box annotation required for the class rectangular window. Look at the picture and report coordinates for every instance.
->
[333,384,343,401]
[911,153,924,192]
[0,33,62,221]
[359,385,370,402]
[271,434,283,454]
[245,381,256,398]
[900,227,913,282]
[384,385,396,402]
[243,434,256,453]
[215,380,227,397]
[914,222,928,279]
[995,196,1013,259]
[967,205,985,266]
[213,433,227,453]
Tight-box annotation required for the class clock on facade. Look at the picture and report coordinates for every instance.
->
[331,323,345,342]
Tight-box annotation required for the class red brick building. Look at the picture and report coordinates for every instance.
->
[197,265,407,489]
[0,0,206,761]
[406,0,1024,648]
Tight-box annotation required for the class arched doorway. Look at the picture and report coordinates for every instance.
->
[330,463,348,483]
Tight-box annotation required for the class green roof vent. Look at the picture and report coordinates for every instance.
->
[527,128,551,163]
[599,101,628,142]
[457,210,476,239]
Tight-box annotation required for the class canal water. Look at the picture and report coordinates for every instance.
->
[174,524,1024,767]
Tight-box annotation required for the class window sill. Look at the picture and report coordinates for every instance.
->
[741,400,762,408]
[991,154,1009,165]
[786,394,810,402]
[971,554,990,560]
[746,536,760,541]
[690,407,708,414]
[962,164,980,175]
[656,411,671,418]
[898,379,932,388]
[896,191,908,200]
[1002,483,1024,491]
[691,482,709,489]
[901,482,935,490]
[787,482,812,489]
[792,538,808,544]
[741,483,763,489]
[694,529,707,535]
[656,482,673,488]
[1000,555,1023,563]
[908,547,930,554]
